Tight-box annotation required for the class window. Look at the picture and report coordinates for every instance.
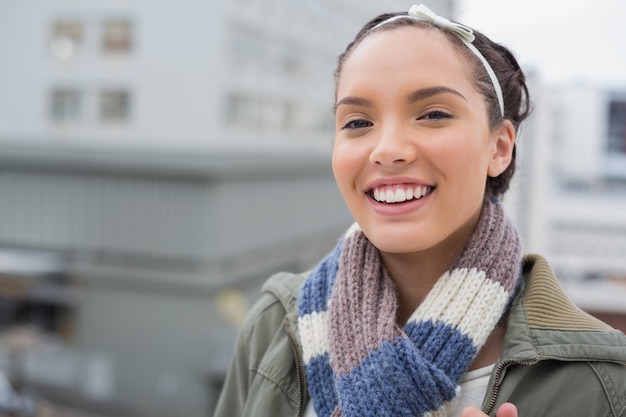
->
[49,21,83,61]
[102,20,133,54]
[607,99,626,155]
[225,93,317,132]
[100,90,130,123]
[50,89,81,123]
[226,94,259,127]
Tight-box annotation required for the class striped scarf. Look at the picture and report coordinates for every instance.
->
[297,199,522,417]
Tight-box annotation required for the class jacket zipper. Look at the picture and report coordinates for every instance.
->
[285,320,306,417]
[483,358,537,415]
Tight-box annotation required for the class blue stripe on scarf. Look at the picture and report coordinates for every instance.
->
[298,239,343,316]
[404,320,477,382]
[301,321,475,417]
[335,338,459,417]
[305,353,337,417]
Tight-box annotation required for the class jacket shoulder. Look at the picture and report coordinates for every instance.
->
[234,271,305,354]
[261,271,306,314]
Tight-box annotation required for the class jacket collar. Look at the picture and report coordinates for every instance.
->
[502,254,626,364]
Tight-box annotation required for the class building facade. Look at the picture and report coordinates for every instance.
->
[0,0,453,147]
[509,79,626,330]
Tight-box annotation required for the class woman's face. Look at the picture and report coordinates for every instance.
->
[332,26,513,256]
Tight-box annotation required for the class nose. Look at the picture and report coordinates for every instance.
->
[369,120,418,167]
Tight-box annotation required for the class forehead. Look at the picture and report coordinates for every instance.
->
[337,26,474,97]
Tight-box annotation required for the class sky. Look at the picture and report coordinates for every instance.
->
[457,0,626,86]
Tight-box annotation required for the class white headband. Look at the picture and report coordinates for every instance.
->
[372,4,504,117]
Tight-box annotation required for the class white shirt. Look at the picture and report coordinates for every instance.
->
[451,364,495,416]
[303,364,494,417]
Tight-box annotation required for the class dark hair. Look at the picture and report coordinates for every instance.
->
[334,13,532,198]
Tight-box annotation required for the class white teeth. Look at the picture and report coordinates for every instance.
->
[395,189,406,202]
[372,186,432,203]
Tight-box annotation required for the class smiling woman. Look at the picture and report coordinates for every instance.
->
[332,25,512,261]
[214,4,626,417]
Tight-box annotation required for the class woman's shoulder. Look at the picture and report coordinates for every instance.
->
[261,270,307,310]
[237,271,306,342]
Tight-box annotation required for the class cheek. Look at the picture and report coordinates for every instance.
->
[430,136,491,188]
[332,141,361,192]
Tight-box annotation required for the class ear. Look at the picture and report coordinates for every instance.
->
[487,120,516,177]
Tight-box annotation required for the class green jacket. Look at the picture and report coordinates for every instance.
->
[214,255,626,417]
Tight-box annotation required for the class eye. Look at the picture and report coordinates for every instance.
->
[341,118,373,130]
[421,110,453,120]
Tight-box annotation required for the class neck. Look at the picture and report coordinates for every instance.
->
[380,207,481,325]
[381,251,453,325]
[469,320,506,370]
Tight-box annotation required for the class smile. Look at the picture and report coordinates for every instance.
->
[370,185,434,203]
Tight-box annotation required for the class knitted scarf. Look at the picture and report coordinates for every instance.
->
[298,199,522,417]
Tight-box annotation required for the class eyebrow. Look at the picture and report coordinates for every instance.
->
[334,86,467,112]
[334,96,373,113]
[406,86,467,104]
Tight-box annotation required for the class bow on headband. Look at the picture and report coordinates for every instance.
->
[407,4,475,43]
[372,4,505,116]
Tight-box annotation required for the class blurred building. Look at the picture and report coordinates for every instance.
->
[0,0,452,147]
[509,78,626,331]
[0,1,454,417]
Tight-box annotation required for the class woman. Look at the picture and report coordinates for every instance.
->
[214,5,626,417]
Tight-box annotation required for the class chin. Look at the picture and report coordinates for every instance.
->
[361,228,431,255]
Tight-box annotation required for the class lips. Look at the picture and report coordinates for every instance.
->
[370,184,434,203]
